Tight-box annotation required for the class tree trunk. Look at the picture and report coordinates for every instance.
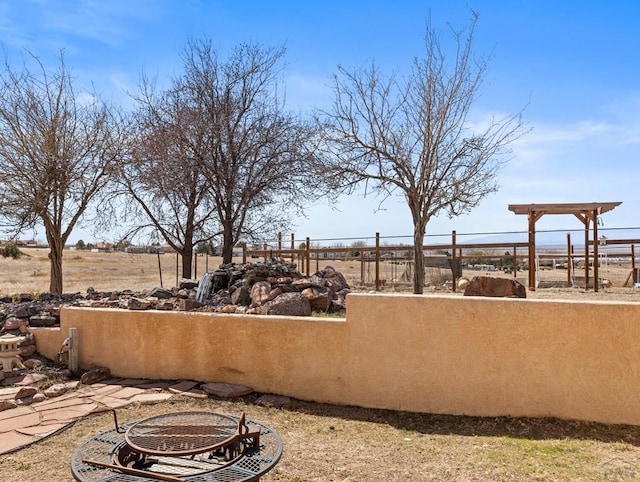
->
[181,245,193,279]
[48,238,64,295]
[221,224,234,264]
[412,228,425,294]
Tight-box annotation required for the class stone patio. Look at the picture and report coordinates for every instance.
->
[0,377,204,454]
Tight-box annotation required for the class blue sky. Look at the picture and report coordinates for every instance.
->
[1,0,639,245]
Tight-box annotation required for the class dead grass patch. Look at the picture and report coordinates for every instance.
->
[2,397,640,481]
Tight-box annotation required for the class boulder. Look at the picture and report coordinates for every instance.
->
[463,276,526,298]
[230,285,251,306]
[302,286,332,312]
[125,298,152,310]
[178,299,202,311]
[250,281,272,307]
[146,287,173,299]
[256,292,311,316]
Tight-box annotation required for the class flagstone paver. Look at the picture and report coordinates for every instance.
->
[0,412,41,432]
[108,386,148,399]
[88,394,133,409]
[0,377,242,455]
[129,392,173,404]
[40,403,98,424]
[15,422,69,437]
[32,396,94,412]
[0,406,34,422]
[168,380,199,394]
[0,431,34,453]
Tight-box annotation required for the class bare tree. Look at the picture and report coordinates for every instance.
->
[115,76,219,279]
[0,53,125,294]
[120,39,320,277]
[318,13,527,293]
[183,40,320,264]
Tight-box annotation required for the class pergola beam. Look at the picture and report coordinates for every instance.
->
[508,202,621,291]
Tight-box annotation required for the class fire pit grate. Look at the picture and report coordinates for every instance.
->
[71,411,282,482]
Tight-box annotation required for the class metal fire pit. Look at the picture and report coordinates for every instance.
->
[71,411,282,482]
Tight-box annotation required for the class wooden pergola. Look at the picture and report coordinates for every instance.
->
[508,202,622,291]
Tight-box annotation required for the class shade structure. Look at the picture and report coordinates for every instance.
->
[508,202,622,291]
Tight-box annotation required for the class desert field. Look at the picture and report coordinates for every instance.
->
[1,247,639,303]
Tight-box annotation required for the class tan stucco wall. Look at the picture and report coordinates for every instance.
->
[32,294,640,425]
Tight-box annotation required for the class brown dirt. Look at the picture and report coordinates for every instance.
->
[2,396,640,481]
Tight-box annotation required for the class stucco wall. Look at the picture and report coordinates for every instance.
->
[32,294,640,425]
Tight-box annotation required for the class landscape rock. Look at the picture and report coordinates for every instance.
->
[255,394,291,408]
[125,297,152,310]
[250,281,272,307]
[178,299,202,311]
[43,383,68,398]
[463,276,527,298]
[255,292,311,316]
[80,366,111,385]
[14,387,37,399]
[302,286,332,312]
[29,315,58,327]
[230,285,251,306]
[0,399,17,411]
[22,358,44,370]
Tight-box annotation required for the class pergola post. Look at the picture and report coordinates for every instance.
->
[528,211,536,290]
[508,202,621,292]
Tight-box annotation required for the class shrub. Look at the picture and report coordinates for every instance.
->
[1,242,22,259]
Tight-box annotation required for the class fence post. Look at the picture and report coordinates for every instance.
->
[566,232,572,286]
[305,237,311,276]
[375,232,380,291]
[451,230,457,292]
[291,233,295,264]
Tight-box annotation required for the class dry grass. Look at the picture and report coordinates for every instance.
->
[3,247,640,303]
[0,248,221,296]
[2,396,640,481]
